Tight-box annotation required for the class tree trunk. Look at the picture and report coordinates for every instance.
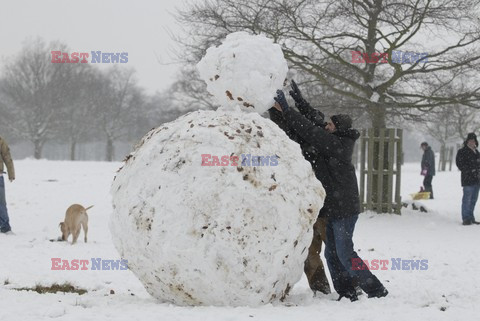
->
[369,104,391,213]
[106,138,114,162]
[439,143,447,172]
[70,140,77,161]
[34,140,44,160]
[369,104,386,128]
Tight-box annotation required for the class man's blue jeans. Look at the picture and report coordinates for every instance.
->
[0,176,11,233]
[462,184,480,223]
[324,215,384,296]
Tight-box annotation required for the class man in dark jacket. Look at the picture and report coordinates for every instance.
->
[269,81,330,295]
[455,133,480,225]
[272,88,388,301]
[420,142,435,199]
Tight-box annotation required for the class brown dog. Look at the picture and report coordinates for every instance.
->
[59,204,93,244]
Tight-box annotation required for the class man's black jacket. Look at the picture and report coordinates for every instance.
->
[456,144,480,187]
[270,108,361,220]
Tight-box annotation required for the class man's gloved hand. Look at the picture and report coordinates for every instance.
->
[289,79,304,104]
[274,90,290,112]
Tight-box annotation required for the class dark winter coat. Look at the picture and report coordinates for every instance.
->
[278,108,361,220]
[456,144,480,187]
[421,146,435,176]
[269,108,325,176]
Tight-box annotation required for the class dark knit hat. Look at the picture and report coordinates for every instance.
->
[466,132,478,147]
[330,114,352,131]
[420,142,428,147]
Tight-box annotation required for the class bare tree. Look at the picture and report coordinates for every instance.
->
[1,38,82,158]
[176,0,480,127]
[0,82,18,137]
[93,66,144,161]
[145,91,185,125]
[421,104,480,147]
[452,106,480,140]
[56,65,100,160]
[169,66,220,112]
[421,73,480,149]
[422,106,457,147]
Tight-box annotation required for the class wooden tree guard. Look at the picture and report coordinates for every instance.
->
[359,128,403,214]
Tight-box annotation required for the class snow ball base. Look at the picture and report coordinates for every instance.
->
[197,32,288,114]
[110,109,325,306]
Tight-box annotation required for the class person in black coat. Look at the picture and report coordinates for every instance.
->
[268,82,331,295]
[420,142,435,199]
[272,85,388,301]
[455,133,480,225]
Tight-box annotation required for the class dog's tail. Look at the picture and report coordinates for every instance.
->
[85,205,94,211]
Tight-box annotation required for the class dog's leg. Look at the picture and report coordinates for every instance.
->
[72,227,81,245]
[62,231,70,242]
[82,220,88,243]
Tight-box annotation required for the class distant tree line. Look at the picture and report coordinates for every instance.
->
[0,38,196,161]
[4,0,480,163]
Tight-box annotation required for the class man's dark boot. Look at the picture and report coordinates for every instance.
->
[337,290,358,302]
[309,268,331,295]
[367,287,389,299]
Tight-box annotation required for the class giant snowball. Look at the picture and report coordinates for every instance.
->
[110,109,325,306]
[110,32,325,307]
[197,31,288,114]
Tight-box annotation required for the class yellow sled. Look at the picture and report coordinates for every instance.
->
[410,192,431,200]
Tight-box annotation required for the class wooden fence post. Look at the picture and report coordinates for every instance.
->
[359,128,403,214]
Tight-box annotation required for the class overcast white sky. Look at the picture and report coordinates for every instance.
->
[0,0,192,94]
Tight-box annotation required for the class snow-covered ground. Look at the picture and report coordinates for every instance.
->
[0,159,479,320]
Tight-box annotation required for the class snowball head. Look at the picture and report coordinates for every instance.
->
[110,110,325,307]
[196,32,288,114]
